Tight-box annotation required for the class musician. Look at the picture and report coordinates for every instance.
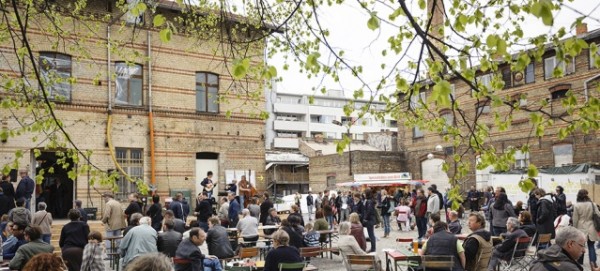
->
[238,175,252,208]
[201,171,215,200]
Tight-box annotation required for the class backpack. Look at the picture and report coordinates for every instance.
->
[465,234,493,271]
[10,207,30,225]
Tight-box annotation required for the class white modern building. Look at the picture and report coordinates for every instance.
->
[265,89,398,150]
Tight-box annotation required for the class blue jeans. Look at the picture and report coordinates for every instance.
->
[416,217,427,239]
[42,234,51,244]
[382,214,391,235]
[492,226,507,236]
[326,215,334,229]
[105,229,121,253]
[578,239,597,265]
[238,195,245,209]
[203,257,222,271]
[365,222,376,252]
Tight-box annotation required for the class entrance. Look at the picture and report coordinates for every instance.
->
[35,151,74,219]
[195,152,219,200]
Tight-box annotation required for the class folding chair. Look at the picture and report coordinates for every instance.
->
[345,254,379,271]
[421,255,454,271]
[499,236,532,271]
[278,262,307,271]
[525,233,551,264]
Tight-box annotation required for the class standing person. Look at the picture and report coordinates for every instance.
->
[174,228,222,271]
[170,193,187,222]
[217,197,229,227]
[352,193,364,221]
[467,186,480,212]
[73,200,88,224]
[80,231,107,271]
[48,179,68,218]
[119,216,158,269]
[0,176,16,212]
[124,193,142,225]
[9,198,31,226]
[100,192,126,253]
[573,188,599,269]
[555,186,568,216]
[32,202,53,244]
[157,220,182,257]
[426,187,440,224]
[380,190,392,238]
[194,192,212,232]
[146,195,163,232]
[294,192,302,213]
[430,184,445,220]
[200,171,215,200]
[228,192,240,227]
[16,170,34,210]
[259,193,273,225]
[414,189,428,239]
[322,194,334,229]
[395,199,412,231]
[306,192,314,221]
[339,191,351,222]
[237,175,251,208]
[362,188,377,253]
[314,192,322,214]
[59,209,89,271]
[527,179,539,224]
[534,188,556,239]
[489,193,516,236]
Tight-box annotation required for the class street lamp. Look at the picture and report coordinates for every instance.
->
[332,120,353,176]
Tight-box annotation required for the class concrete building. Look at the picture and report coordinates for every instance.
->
[397,24,600,192]
[263,88,398,194]
[0,1,268,214]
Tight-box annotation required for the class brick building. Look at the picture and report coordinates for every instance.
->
[0,1,267,215]
[398,25,600,192]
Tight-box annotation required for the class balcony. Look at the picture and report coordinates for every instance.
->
[274,137,300,149]
[274,120,307,131]
[273,103,307,114]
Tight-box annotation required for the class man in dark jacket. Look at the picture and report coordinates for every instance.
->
[421,221,466,271]
[527,179,539,224]
[259,193,274,225]
[170,193,187,222]
[206,217,234,259]
[531,226,587,271]
[534,188,556,239]
[555,186,567,216]
[195,192,213,232]
[174,228,222,271]
[463,212,492,271]
[158,219,182,257]
[487,217,527,270]
[0,188,13,217]
[124,193,142,224]
[228,192,240,227]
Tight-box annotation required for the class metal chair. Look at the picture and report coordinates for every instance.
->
[499,236,532,271]
[525,233,552,264]
[421,255,454,271]
[278,262,307,271]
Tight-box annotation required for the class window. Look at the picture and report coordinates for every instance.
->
[115,62,143,106]
[514,150,529,169]
[196,72,219,113]
[511,94,527,107]
[386,120,398,128]
[413,126,423,138]
[501,67,512,89]
[550,84,571,100]
[277,96,302,104]
[125,0,144,24]
[590,43,600,69]
[476,74,493,91]
[544,56,575,79]
[354,133,364,140]
[341,116,353,125]
[553,144,573,166]
[441,112,453,133]
[115,148,143,199]
[525,63,535,83]
[409,92,426,109]
[476,101,490,114]
[449,84,456,100]
[326,174,336,188]
[310,115,334,124]
[275,114,300,121]
[39,52,72,101]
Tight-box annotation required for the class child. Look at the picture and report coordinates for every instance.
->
[395,199,412,231]
[303,222,320,247]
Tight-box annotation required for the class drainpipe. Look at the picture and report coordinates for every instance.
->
[148,30,156,187]
[107,25,112,112]
[583,73,600,103]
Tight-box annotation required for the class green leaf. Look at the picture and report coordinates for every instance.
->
[153,15,166,27]
[431,80,452,108]
[418,0,426,10]
[367,13,380,31]
[159,28,171,42]
[232,58,250,79]
[527,164,539,178]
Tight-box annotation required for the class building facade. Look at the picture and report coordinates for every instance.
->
[0,1,267,214]
[398,25,600,192]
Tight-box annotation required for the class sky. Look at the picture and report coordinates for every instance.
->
[268,0,600,98]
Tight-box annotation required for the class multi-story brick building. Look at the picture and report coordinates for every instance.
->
[0,1,268,215]
[398,24,600,192]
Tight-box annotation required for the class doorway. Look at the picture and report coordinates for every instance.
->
[35,151,74,219]
[195,152,219,199]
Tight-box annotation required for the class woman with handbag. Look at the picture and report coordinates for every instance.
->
[573,188,600,269]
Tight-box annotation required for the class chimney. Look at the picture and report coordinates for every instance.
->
[427,0,446,74]
[314,134,324,143]
[576,23,588,35]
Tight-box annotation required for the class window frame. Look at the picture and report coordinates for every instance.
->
[590,42,600,69]
[115,147,143,200]
[440,111,454,134]
[195,72,219,113]
[552,144,573,167]
[39,52,72,102]
[413,126,424,139]
[544,55,576,80]
[409,91,426,109]
[114,62,144,106]
[125,0,144,25]
[475,101,491,114]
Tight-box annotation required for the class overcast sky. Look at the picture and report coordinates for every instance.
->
[268,0,600,98]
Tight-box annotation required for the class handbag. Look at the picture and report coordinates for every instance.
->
[590,202,600,232]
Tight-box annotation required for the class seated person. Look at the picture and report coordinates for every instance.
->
[448,211,462,234]
[425,213,441,238]
[530,226,586,270]
[349,213,367,251]
[264,230,303,271]
[2,222,27,260]
[462,213,493,271]
[236,209,259,247]
[9,226,55,270]
[264,208,281,235]
[206,217,235,259]
[420,221,466,271]
[487,217,527,270]
[281,217,304,249]
[313,210,329,244]
[303,223,319,247]
[337,222,381,270]
[174,227,222,271]
[518,211,536,237]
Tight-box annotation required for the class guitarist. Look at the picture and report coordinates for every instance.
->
[201,171,215,200]
[238,175,252,208]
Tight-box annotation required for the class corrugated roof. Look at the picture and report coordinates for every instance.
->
[302,140,381,155]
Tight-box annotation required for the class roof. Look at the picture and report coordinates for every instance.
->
[492,163,600,175]
[302,140,381,155]
[265,151,309,163]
